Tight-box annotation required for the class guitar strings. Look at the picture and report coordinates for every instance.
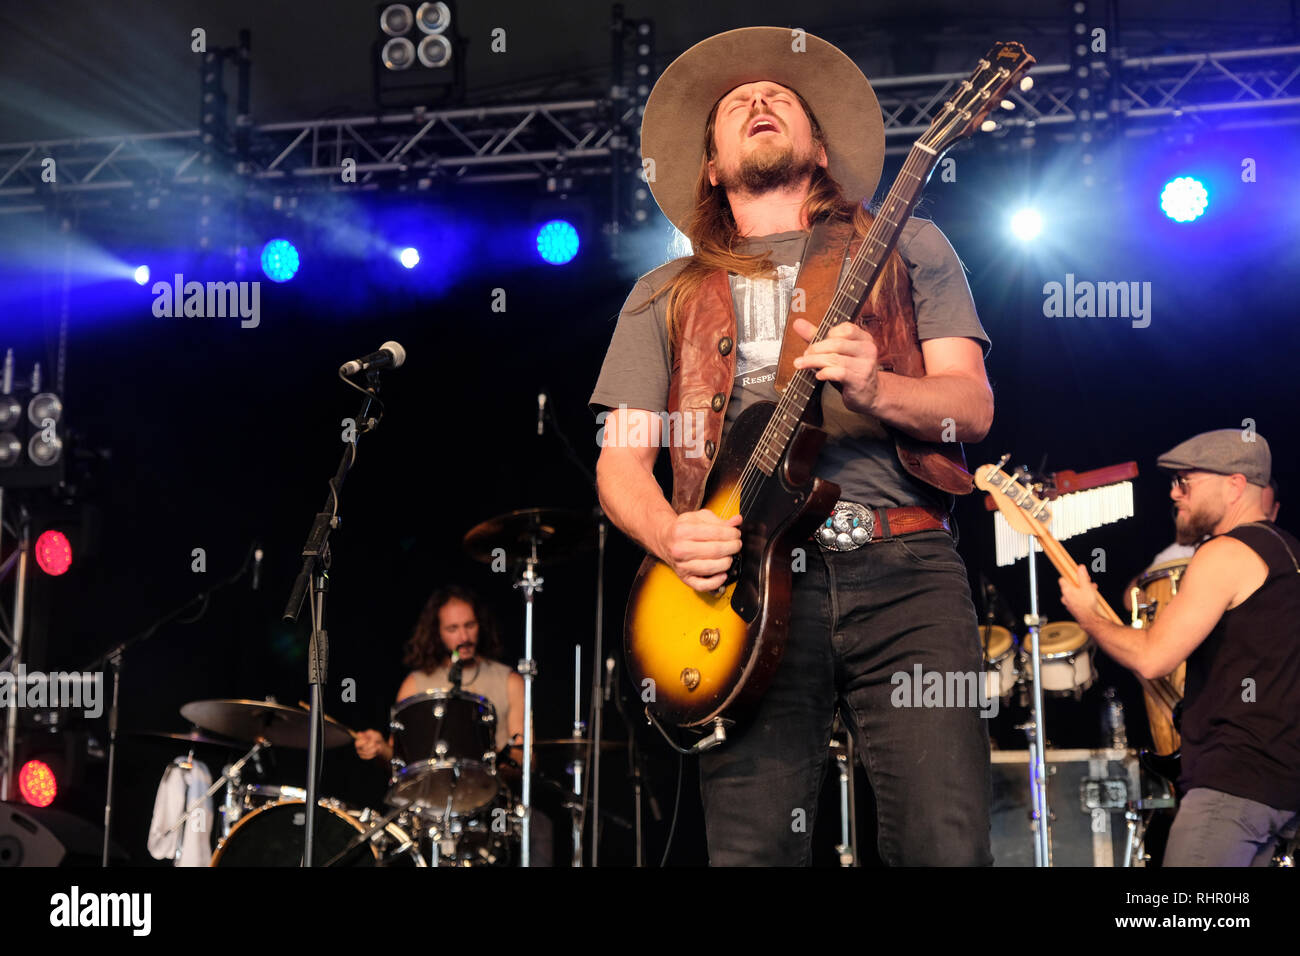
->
[717,65,1006,521]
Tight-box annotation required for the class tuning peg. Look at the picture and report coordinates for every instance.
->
[980,119,998,132]
[1001,99,1015,110]
[1020,75,1034,92]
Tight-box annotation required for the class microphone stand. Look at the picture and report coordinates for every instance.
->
[80,544,257,866]
[538,395,610,866]
[282,369,384,867]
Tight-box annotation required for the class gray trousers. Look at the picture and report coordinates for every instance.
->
[1164,787,1299,866]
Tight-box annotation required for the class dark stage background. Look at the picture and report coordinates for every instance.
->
[1,0,1297,867]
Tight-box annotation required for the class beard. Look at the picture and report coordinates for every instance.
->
[1174,503,1219,545]
[717,138,820,195]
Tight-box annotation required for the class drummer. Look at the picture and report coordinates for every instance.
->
[354,585,525,763]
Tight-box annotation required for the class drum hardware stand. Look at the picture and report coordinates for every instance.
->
[569,644,587,867]
[321,803,407,867]
[282,367,385,867]
[512,538,543,867]
[1024,552,1052,867]
[830,715,858,867]
[166,737,268,844]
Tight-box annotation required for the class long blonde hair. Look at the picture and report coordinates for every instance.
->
[652,89,906,344]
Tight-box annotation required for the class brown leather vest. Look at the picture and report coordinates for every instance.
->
[666,218,974,513]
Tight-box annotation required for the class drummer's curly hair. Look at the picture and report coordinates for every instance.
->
[402,585,503,673]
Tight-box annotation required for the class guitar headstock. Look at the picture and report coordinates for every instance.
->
[974,458,1052,535]
[920,42,1036,156]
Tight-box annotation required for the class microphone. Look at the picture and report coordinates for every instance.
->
[448,650,463,691]
[252,547,263,591]
[339,341,406,377]
[537,392,547,436]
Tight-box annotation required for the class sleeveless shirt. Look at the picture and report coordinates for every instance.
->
[1179,521,1300,810]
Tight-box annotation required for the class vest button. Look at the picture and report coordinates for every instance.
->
[704,440,716,459]
[710,393,725,412]
[718,336,733,356]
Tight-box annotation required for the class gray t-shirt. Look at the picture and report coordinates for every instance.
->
[589,217,989,509]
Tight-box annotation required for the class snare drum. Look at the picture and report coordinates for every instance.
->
[387,689,500,817]
[1025,621,1095,696]
[211,799,423,867]
[980,625,1017,701]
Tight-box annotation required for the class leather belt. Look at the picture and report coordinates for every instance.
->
[813,501,951,552]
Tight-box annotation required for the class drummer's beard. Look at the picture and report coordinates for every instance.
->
[453,641,476,661]
[1174,501,1219,545]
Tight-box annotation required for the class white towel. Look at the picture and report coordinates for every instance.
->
[147,760,214,866]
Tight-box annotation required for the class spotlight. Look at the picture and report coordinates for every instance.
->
[1010,208,1043,242]
[0,433,18,468]
[380,3,414,36]
[18,759,57,808]
[35,530,73,576]
[382,36,416,70]
[260,239,300,282]
[536,220,580,265]
[417,34,452,68]
[415,2,451,33]
[133,265,150,286]
[1160,176,1208,223]
[0,394,19,429]
[398,247,420,269]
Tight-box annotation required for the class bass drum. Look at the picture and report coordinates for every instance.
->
[211,799,423,867]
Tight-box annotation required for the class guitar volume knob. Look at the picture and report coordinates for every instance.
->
[699,628,720,651]
[680,668,701,691]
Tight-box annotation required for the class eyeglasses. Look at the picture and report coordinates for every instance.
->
[1171,473,1215,494]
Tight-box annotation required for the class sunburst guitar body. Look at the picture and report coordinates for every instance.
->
[624,402,839,727]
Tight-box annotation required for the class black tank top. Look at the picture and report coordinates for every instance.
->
[1179,522,1300,810]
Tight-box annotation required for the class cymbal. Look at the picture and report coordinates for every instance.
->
[462,508,596,567]
[130,729,246,749]
[180,699,355,750]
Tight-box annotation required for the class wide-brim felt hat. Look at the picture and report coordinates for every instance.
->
[640,26,885,234]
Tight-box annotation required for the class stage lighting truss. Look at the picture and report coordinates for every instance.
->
[1,43,1297,210]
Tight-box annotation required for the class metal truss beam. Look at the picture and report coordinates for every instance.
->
[1,44,1297,214]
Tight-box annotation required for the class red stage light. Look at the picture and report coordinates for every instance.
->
[34,529,72,575]
[18,759,57,807]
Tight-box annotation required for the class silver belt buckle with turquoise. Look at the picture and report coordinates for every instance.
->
[815,501,875,552]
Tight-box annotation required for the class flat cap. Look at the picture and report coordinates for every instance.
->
[1157,428,1271,486]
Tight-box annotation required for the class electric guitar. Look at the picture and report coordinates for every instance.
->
[624,43,1036,729]
[973,460,1184,727]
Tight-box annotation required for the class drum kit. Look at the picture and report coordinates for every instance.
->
[144,505,623,867]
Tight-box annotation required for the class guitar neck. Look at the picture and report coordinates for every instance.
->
[754,145,940,471]
[1016,508,1183,718]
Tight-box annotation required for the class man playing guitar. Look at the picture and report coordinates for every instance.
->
[591,27,996,865]
[1060,430,1300,865]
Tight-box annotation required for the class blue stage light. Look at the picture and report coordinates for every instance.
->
[536,220,580,265]
[1160,177,1208,222]
[133,265,150,285]
[399,247,420,269]
[1009,208,1043,242]
[260,239,300,282]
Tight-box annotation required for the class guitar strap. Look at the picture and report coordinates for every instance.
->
[772,218,889,441]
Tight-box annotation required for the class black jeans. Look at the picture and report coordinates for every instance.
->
[698,530,994,865]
